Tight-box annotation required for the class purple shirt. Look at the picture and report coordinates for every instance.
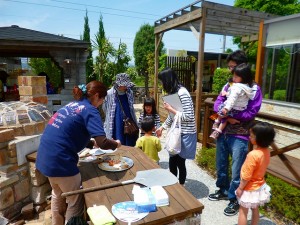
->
[214,82,262,140]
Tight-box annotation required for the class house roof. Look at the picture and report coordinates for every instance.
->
[154,1,278,37]
[0,25,89,57]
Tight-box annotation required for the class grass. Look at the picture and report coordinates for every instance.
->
[195,147,300,225]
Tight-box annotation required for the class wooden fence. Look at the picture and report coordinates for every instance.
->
[166,56,196,92]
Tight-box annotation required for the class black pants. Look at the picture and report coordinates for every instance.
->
[169,154,186,184]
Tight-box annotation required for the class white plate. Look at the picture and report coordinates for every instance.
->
[98,156,133,172]
[89,148,105,156]
[79,155,97,162]
[112,201,148,224]
[93,148,117,154]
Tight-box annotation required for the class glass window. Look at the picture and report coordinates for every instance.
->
[262,44,300,103]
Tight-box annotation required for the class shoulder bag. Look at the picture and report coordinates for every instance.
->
[116,93,139,136]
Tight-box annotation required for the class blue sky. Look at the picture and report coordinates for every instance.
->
[0,0,237,63]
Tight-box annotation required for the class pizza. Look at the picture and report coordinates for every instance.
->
[98,154,132,171]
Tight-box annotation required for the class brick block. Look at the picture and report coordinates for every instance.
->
[0,125,25,136]
[18,86,46,96]
[0,129,15,143]
[35,121,46,134]
[20,95,48,104]
[31,182,52,204]
[23,124,35,136]
[0,175,19,189]
[21,202,34,220]
[18,76,46,86]
[14,178,30,201]
[29,162,47,186]
[0,148,7,166]
[0,187,14,210]
[0,164,19,177]
[8,157,17,164]
[7,149,17,158]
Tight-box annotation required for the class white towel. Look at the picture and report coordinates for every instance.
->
[87,205,116,225]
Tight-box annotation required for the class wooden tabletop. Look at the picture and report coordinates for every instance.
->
[79,145,204,225]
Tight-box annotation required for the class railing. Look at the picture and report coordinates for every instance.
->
[202,98,300,188]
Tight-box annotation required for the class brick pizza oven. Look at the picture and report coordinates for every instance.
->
[0,76,52,221]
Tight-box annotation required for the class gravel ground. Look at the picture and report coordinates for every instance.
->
[134,104,277,225]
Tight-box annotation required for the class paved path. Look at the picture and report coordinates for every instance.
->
[133,104,277,225]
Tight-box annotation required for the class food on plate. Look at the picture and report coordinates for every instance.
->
[98,154,130,170]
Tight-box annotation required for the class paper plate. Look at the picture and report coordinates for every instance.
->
[98,156,133,172]
[112,201,148,224]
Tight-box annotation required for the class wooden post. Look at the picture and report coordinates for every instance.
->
[195,7,206,136]
[154,33,163,112]
[255,21,265,86]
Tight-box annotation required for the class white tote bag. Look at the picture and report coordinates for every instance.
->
[164,113,181,155]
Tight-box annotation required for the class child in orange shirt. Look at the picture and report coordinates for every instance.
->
[235,122,275,225]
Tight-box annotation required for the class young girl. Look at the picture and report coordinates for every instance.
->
[236,122,275,225]
[135,117,162,163]
[138,97,161,136]
[210,63,255,139]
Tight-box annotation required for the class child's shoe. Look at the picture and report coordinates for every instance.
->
[212,120,220,130]
[209,129,221,140]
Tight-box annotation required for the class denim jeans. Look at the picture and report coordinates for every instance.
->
[216,134,248,200]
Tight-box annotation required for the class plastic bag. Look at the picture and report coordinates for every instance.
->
[164,113,181,155]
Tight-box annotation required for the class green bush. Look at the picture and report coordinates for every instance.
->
[195,147,217,177]
[195,147,300,224]
[264,175,300,224]
[212,68,232,94]
[264,90,286,101]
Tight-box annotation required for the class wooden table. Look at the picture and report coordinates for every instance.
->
[79,146,204,225]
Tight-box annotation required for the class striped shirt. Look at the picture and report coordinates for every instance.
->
[162,87,196,134]
[138,113,161,136]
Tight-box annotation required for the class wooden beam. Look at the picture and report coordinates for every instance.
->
[271,142,300,157]
[241,34,259,42]
[271,143,300,184]
[203,1,276,20]
[188,23,200,41]
[154,8,202,34]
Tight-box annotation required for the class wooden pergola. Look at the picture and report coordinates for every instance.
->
[154,0,276,133]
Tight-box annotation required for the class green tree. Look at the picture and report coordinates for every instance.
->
[133,24,164,96]
[28,58,62,90]
[92,14,114,83]
[83,10,94,82]
[233,0,300,62]
[104,41,131,86]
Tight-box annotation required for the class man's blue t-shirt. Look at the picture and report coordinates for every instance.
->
[36,98,106,177]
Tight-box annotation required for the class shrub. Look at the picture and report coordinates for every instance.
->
[212,68,232,94]
[264,90,286,101]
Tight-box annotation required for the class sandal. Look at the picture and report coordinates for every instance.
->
[209,130,221,140]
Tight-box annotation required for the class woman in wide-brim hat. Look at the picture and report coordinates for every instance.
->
[103,73,138,146]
